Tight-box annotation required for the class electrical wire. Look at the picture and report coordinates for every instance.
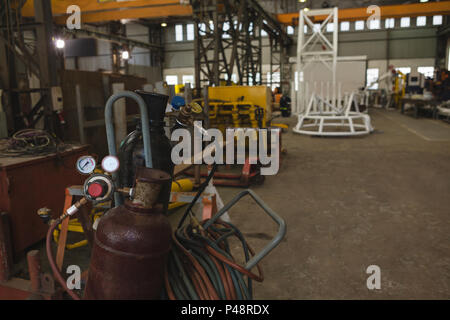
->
[0,129,66,157]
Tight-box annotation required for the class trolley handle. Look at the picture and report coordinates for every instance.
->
[203,189,286,270]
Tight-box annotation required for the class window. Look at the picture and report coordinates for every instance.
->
[416,16,426,27]
[287,26,294,35]
[182,75,194,86]
[340,21,350,32]
[261,20,268,36]
[186,24,194,41]
[355,20,364,31]
[326,23,334,33]
[366,68,379,89]
[223,21,231,39]
[304,25,308,33]
[165,75,178,85]
[417,67,434,78]
[395,67,411,75]
[433,15,443,25]
[385,18,395,29]
[400,17,410,28]
[231,74,237,83]
[175,24,183,41]
[369,19,380,30]
[199,23,206,36]
[313,24,321,33]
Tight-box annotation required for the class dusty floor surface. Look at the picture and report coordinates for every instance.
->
[9,109,450,300]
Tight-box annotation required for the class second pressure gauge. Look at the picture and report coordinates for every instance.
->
[76,156,96,175]
[101,155,120,173]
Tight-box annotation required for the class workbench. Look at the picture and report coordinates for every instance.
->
[401,97,440,118]
[0,144,89,282]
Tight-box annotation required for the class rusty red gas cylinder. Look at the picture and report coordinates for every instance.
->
[84,168,172,300]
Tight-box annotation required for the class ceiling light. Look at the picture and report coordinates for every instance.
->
[161,22,167,27]
[121,50,130,60]
[299,0,307,2]
[303,8,310,12]
[55,39,65,49]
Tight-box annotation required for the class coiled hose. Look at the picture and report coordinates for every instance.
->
[164,164,264,300]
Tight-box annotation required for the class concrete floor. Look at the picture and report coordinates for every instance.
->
[10,109,450,299]
[216,109,450,299]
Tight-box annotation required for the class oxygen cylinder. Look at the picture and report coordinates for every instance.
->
[118,90,174,211]
[84,167,172,300]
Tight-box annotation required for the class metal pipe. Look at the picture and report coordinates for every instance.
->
[104,91,153,205]
[27,250,41,292]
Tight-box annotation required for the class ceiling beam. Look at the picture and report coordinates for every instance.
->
[277,2,450,25]
[52,4,192,24]
[21,0,182,16]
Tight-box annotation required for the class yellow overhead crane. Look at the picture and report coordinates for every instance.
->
[20,0,193,24]
[277,2,450,25]
[19,1,450,25]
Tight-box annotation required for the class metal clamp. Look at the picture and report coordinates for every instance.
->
[203,189,286,270]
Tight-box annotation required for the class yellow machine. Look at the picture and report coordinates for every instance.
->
[206,86,272,133]
[394,71,407,108]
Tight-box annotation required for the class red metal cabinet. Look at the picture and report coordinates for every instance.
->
[0,145,89,259]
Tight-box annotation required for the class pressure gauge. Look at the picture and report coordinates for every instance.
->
[76,156,96,175]
[101,155,120,173]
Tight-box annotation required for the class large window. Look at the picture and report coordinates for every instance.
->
[223,21,230,39]
[182,75,194,86]
[326,23,334,33]
[313,24,321,32]
[417,67,434,78]
[340,21,350,32]
[416,16,427,27]
[385,18,395,29]
[396,67,411,75]
[199,23,206,36]
[175,24,183,41]
[165,75,178,85]
[186,24,194,41]
[400,17,410,28]
[355,20,364,31]
[366,68,379,89]
[287,26,294,35]
[433,15,443,25]
[369,19,380,30]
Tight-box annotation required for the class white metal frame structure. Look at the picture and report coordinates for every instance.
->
[295,7,338,115]
[293,92,373,136]
[293,7,373,137]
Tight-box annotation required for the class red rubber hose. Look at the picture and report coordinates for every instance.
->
[46,219,81,300]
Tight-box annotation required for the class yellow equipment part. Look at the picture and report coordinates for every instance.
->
[207,86,272,131]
